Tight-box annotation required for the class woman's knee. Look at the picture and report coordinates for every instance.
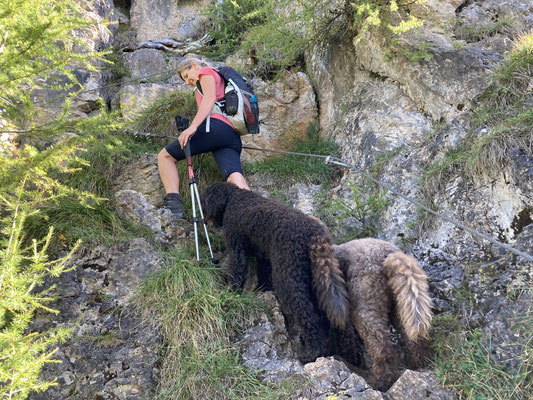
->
[157,148,167,162]
[158,148,177,164]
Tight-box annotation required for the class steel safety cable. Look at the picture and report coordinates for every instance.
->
[43,129,532,262]
[241,145,533,262]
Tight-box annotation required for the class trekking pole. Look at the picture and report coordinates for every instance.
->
[177,117,215,264]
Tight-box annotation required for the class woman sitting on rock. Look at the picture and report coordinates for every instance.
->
[157,58,250,218]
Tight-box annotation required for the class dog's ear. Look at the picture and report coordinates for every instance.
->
[204,182,231,226]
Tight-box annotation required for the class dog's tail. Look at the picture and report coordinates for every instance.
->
[309,236,349,328]
[382,251,432,342]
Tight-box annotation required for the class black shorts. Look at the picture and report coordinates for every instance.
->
[165,118,244,180]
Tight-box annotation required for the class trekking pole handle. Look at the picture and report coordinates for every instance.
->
[184,141,191,158]
[184,141,195,181]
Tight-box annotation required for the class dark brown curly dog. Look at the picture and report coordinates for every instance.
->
[333,238,433,391]
[204,182,349,363]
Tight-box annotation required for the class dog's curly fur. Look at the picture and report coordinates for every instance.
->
[333,238,433,391]
[204,182,350,363]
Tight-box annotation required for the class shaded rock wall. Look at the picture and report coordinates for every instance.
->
[130,0,210,42]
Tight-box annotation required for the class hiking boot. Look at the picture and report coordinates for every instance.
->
[162,193,186,219]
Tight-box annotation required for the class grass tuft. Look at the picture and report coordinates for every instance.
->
[455,15,516,42]
[21,131,161,249]
[23,195,155,249]
[135,246,298,399]
[421,31,533,201]
[244,123,340,185]
[432,319,532,400]
[131,90,197,138]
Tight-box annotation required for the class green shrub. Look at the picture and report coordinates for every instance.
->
[351,0,423,43]
[0,208,76,399]
[200,0,424,78]
[241,0,350,77]
[201,0,273,60]
[242,17,307,78]
[317,179,390,243]
[104,47,130,83]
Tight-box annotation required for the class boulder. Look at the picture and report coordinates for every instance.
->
[124,49,169,80]
[119,82,175,119]
[408,0,464,28]
[238,292,304,382]
[351,27,499,122]
[32,0,117,120]
[242,71,318,162]
[114,189,190,246]
[112,153,165,207]
[130,0,210,43]
[457,0,533,39]
[387,370,454,400]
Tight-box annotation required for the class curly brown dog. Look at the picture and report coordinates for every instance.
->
[204,182,350,363]
[333,238,433,391]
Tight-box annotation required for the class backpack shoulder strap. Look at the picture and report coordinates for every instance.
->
[194,67,225,133]
[196,80,202,95]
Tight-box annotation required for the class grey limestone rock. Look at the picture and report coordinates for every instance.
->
[124,49,169,81]
[29,239,163,400]
[130,0,210,43]
[387,370,454,400]
[112,154,165,208]
[114,189,190,246]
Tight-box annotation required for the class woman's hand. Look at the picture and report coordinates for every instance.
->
[178,125,197,149]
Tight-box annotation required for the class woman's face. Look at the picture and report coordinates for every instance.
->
[181,62,200,87]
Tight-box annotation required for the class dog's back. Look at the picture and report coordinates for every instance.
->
[333,238,432,340]
[333,238,433,390]
[205,182,350,329]
[209,182,332,249]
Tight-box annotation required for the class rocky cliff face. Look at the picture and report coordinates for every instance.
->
[31,0,532,398]
[306,0,531,277]
[30,239,164,400]
[305,2,532,393]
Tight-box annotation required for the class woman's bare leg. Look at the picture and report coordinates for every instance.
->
[227,172,249,190]
[158,148,180,194]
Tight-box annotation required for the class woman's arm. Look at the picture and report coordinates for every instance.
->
[178,74,217,148]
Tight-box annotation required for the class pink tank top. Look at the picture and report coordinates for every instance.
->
[196,67,233,128]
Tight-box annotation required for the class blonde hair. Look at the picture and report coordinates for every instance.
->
[177,58,210,81]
